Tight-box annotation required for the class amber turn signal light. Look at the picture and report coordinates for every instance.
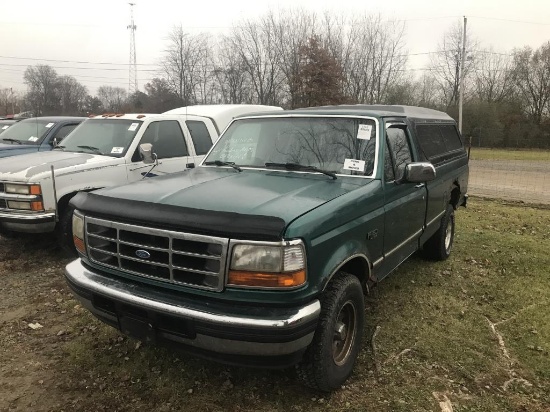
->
[73,236,86,254]
[228,270,306,288]
[30,201,44,211]
[29,185,41,195]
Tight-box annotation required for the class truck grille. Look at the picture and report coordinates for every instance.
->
[85,216,229,292]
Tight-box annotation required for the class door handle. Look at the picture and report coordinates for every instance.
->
[415,183,425,188]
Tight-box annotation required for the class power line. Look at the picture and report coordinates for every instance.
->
[0,55,157,67]
[0,62,157,72]
[469,16,550,26]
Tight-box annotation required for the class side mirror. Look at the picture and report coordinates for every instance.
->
[50,137,58,147]
[404,162,436,183]
[139,143,156,164]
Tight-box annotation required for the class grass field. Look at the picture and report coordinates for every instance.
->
[63,198,550,411]
[469,147,550,161]
[1,197,549,411]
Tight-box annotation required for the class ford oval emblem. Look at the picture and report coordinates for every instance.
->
[135,249,151,259]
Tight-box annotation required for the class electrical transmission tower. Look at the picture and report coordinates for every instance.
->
[127,3,138,95]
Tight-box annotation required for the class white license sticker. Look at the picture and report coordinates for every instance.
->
[28,136,39,142]
[111,147,124,154]
[1,125,8,130]
[128,123,139,131]
[357,124,372,140]
[45,122,54,128]
[343,158,365,172]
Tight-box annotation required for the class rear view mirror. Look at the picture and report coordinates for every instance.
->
[139,143,156,164]
[405,162,436,183]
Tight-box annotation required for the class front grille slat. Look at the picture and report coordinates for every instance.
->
[85,216,228,292]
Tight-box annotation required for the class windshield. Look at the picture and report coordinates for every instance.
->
[59,119,143,156]
[204,116,378,177]
[0,119,54,144]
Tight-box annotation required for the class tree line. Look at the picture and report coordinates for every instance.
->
[2,10,549,148]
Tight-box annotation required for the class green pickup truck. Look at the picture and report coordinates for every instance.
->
[65,105,469,391]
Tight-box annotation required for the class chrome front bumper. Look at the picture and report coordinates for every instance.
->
[65,259,320,365]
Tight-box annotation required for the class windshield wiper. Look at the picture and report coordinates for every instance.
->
[77,145,104,155]
[204,160,242,172]
[2,138,22,145]
[264,162,337,180]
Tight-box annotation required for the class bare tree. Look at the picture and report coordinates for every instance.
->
[212,36,252,104]
[97,86,127,112]
[429,21,476,109]
[511,42,550,124]
[266,9,318,108]
[161,25,212,105]
[322,14,407,104]
[228,18,283,105]
[23,65,60,116]
[58,75,88,115]
[0,87,17,115]
[472,49,514,103]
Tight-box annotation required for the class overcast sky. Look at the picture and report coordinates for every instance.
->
[1,0,549,96]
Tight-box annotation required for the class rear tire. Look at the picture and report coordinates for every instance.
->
[423,204,455,261]
[296,272,364,392]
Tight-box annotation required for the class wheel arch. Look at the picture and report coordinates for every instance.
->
[321,253,372,295]
[450,181,462,209]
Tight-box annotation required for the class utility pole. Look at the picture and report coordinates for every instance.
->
[458,16,467,134]
[127,3,138,95]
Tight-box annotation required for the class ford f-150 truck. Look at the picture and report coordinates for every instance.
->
[65,105,469,391]
[0,105,281,250]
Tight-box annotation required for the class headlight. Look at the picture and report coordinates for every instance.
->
[7,200,44,211]
[5,183,41,195]
[72,212,86,255]
[228,242,306,288]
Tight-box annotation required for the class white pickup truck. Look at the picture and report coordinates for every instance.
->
[0,104,281,250]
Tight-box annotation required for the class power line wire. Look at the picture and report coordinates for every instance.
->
[0,55,158,67]
[469,16,550,26]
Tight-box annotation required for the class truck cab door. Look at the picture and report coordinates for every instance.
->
[378,125,427,280]
[126,120,193,180]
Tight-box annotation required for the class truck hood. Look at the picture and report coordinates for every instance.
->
[72,167,368,240]
[0,150,121,181]
[0,143,39,158]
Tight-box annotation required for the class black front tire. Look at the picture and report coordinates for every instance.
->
[55,206,77,257]
[423,204,455,261]
[296,272,365,392]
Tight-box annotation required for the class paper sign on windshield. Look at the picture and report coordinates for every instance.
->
[128,123,139,131]
[45,123,54,128]
[343,158,365,172]
[28,136,39,142]
[111,147,124,154]
[357,124,372,140]
[1,125,8,130]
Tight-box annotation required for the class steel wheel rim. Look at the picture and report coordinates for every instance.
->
[444,217,453,251]
[332,300,357,366]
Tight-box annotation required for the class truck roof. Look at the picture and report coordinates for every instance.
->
[244,105,454,122]
[163,104,283,133]
[19,116,87,122]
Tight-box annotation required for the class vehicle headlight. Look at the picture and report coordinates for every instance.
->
[72,212,86,255]
[7,200,44,211]
[228,242,306,288]
[5,183,41,195]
